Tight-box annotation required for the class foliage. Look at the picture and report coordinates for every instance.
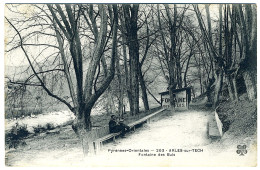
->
[33,125,46,134]
[217,93,257,136]
[5,123,29,149]
[45,123,55,130]
[32,123,55,134]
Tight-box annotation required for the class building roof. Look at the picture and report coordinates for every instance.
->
[159,87,191,95]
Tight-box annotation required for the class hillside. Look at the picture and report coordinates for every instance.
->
[216,94,257,148]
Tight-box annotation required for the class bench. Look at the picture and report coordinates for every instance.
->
[129,108,166,129]
[93,108,166,153]
[93,131,121,151]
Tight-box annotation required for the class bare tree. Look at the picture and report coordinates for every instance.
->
[122,4,140,115]
[236,4,257,101]
[6,4,118,155]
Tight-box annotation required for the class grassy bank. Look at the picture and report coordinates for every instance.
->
[5,106,162,150]
[216,94,257,145]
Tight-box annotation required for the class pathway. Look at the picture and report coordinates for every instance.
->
[6,109,256,166]
[87,109,256,166]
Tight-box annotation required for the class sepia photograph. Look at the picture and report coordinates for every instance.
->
[2,0,258,167]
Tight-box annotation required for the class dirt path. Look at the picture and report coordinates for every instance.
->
[89,109,211,166]
[89,109,256,166]
[5,109,256,166]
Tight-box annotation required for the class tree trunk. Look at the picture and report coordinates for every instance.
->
[129,43,140,115]
[169,84,177,109]
[101,56,115,115]
[238,4,257,101]
[196,56,203,95]
[138,65,149,111]
[121,33,134,115]
[243,70,257,101]
[183,52,193,87]
[72,108,95,156]
[232,76,238,101]
[206,77,215,103]
[199,75,203,95]
[123,4,140,115]
[122,42,133,115]
[176,55,182,89]
[212,4,224,108]
[213,69,224,108]
[116,52,124,117]
[226,74,235,101]
[166,4,178,108]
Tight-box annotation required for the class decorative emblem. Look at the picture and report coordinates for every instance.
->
[236,145,247,156]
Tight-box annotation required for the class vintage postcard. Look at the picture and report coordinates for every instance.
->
[3,0,258,167]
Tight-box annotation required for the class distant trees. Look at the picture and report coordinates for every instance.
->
[5,81,27,118]
[156,4,198,106]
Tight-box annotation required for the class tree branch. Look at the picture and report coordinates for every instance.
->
[5,16,74,112]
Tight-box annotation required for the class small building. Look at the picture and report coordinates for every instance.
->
[159,87,192,110]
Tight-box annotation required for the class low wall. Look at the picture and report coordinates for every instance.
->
[208,111,223,138]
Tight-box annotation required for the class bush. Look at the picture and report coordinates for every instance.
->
[5,123,29,149]
[45,123,55,130]
[33,125,46,134]
[33,123,56,134]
